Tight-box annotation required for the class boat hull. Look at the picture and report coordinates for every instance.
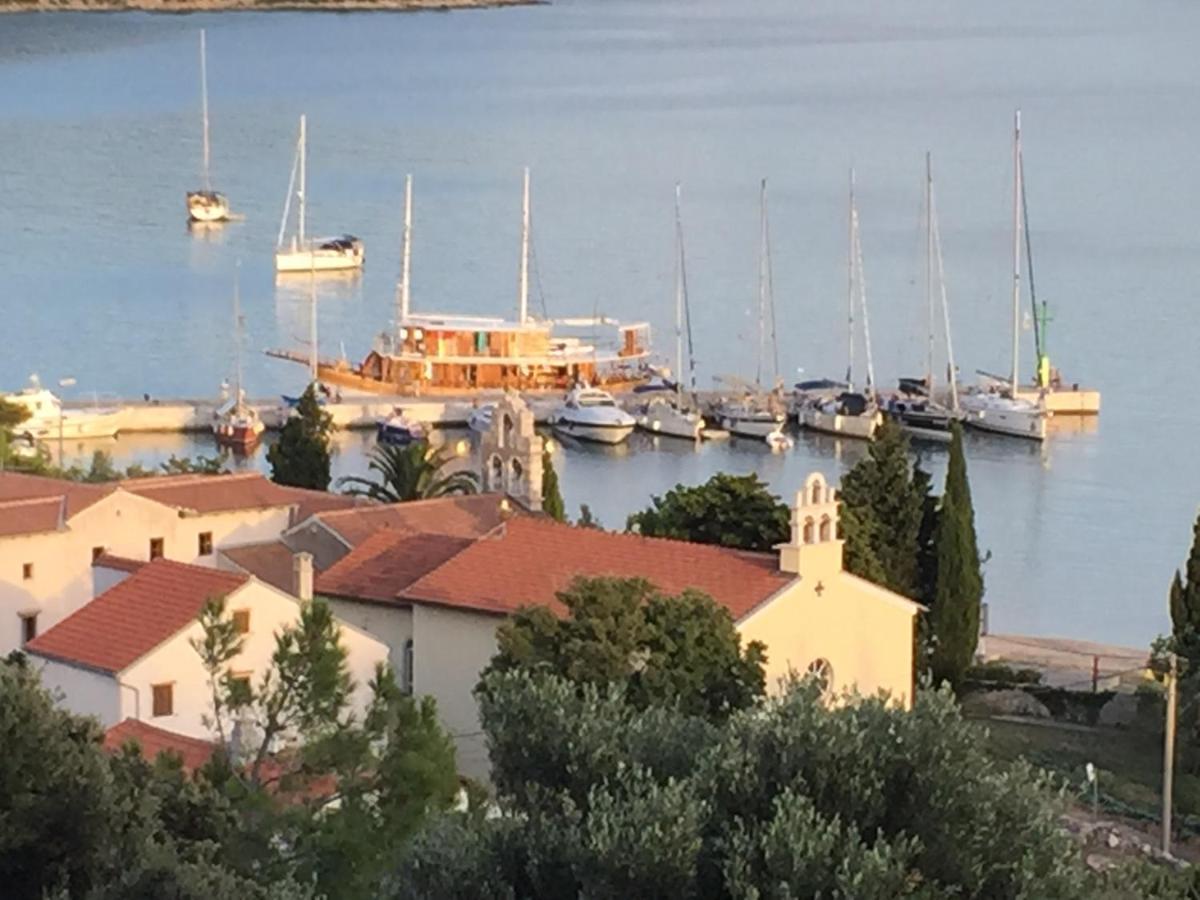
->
[187,191,230,223]
[800,409,880,440]
[715,413,785,439]
[636,405,703,441]
[275,248,364,273]
[213,424,263,452]
[552,419,634,445]
[23,411,124,441]
[961,405,1046,441]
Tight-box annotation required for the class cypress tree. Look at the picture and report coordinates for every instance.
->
[838,418,931,598]
[267,383,333,491]
[928,422,984,686]
[1169,510,1200,666]
[542,449,566,522]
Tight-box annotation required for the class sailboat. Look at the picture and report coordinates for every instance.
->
[212,268,265,452]
[186,30,230,224]
[885,153,961,442]
[798,169,882,441]
[961,111,1048,441]
[713,179,788,441]
[274,114,364,274]
[635,184,706,441]
[1007,121,1101,416]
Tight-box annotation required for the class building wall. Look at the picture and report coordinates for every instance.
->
[736,574,917,708]
[411,603,501,781]
[0,491,295,655]
[324,596,413,681]
[34,659,121,726]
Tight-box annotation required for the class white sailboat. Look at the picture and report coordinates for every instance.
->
[713,179,787,442]
[186,30,230,224]
[885,153,961,443]
[275,114,364,274]
[962,111,1048,442]
[799,169,882,441]
[212,268,265,452]
[635,183,705,441]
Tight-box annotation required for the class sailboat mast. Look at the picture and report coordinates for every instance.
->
[930,174,960,412]
[298,114,307,247]
[199,30,211,191]
[1010,109,1022,394]
[676,184,697,392]
[308,269,318,383]
[756,178,768,390]
[847,168,856,391]
[854,203,876,395]
[673,183,684,389]
[925,151,935,393]
[518,167,530,325]
[233,263,243,401]
[399,173,413,327]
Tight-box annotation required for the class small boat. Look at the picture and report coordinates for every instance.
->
[636,395,704,441]
[275,115,364,274]
[376,411,427,446]
[212,273,264,452]
[467,404,495,434]
[187,31,229,224]
[766,428,794,451]
[2,376,124,441]
[550,386,636,445]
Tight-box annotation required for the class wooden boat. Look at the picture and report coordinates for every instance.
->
[268,169,650,395]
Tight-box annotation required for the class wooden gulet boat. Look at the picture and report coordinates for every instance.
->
[267,169,651,395]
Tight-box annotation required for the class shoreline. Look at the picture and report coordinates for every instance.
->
[0,0,538,13]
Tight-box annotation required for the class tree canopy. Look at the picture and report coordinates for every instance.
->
[541,448,565,521]
[626,472,789,552]
[483,576,766,722]
[392,670,1182,899]
[338,440,478,503]
[268,384,333,491]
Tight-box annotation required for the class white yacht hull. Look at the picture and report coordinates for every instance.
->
[23,410,125,441]
[636,404,703,441]
[187,194,230,223]
[962,403,1046,441]
[553,418,634,444]
[276,248,365,273]
[718,415,784,439]
[800,408,880,440]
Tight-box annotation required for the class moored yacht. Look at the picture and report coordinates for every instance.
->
[961,390,1047,440]
[376,410,427,446]
[2,376,124,441]
[799,392,881,440]
[884,380,958,443]
[212,390,264,452]
[186,31,230,224]
[550,386,636,445]
[636,395,704,441]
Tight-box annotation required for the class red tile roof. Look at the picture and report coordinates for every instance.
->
[103,719,217,773]
[121,472,358,520]
[26,559,249,673]
[0,473,112,537]
[220,541,298,594]
[317,530,476,603]
[310,494,512,548]
[399,517,793,620]
[92,553,146,573]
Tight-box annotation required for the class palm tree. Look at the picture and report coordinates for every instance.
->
[338,440,478,503]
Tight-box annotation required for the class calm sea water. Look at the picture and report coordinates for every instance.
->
[1,0,1197,647]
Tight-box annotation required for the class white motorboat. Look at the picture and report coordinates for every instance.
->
[636,396,704,441]
[3,377,124,441]
[187,30,230,224]
[960,390,1047,440]
[467,404,495,434]
[766,429,794,451]
[275,115,364,274]
[550,386,636,444]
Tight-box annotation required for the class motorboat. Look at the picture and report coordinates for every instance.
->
[798,391,881,441]
[467,404,495,434]
[377,410,427,446]
[275,115,364,274]
[635,395,704,441]
[2,377,124,441]
[212,391,264,453]
[960,389,1047,441]
[550,386,635,445]
[712,398,787,439]
[766,428,794,451]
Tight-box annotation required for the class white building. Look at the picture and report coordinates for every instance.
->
[25,555,389,741]
[0,471,357,655]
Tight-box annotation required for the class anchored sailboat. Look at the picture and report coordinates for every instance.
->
[798,169,882,440]
[885,153,961,442]
[186,30,230,224]
[961,111,1048,441]
[275,115,364,274]
[213,267,264,452]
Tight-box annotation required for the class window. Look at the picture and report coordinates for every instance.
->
[232,609,251,634]
[149,538,164,560]
[22,563,33,581]
[402,639,414,694]
[198,532,213,557]
[805,658,834,697]
[20,614,37,645]
[92,546,105,563]
[152,683,174,717]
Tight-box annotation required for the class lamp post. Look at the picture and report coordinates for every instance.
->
[57,377,76,466]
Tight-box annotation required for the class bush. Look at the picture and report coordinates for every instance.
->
[965,661,1043,685]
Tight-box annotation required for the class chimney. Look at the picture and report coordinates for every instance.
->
[292,551,314,601]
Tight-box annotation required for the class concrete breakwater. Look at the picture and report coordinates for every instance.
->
[0,0,535,13]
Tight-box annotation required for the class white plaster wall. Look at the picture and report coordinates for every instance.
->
[0,491,295,656]
[119,580,390,741]
[324,596,413,682]
[411,604,501,782]
[33,659,121,727]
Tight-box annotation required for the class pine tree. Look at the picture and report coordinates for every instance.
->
[267,384,333,491]
[838,419,931,598]
[1169,510,1200,667]
[928,422,984,686]
[542,449,566,522]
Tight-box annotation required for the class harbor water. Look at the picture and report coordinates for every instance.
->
[1,0,1197,646]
